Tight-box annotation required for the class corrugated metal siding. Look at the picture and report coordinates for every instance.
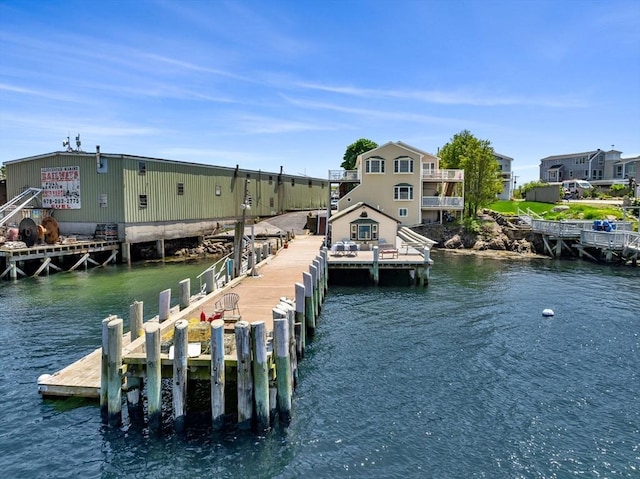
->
[5,153,125,223]
[6,152,328,226]
[120,158,328,222]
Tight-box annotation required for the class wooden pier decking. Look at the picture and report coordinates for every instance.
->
[530,219,639,262]
[1,240,120,280]
[37,235,325,399]
[327,236,433,286]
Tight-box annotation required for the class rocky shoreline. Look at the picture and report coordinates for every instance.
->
[412,210,546,258]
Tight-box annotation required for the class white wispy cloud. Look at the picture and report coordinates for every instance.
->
[281,95,472,127]
[228,114,346,135]
[295,82,589,108]
[0,83,77,102]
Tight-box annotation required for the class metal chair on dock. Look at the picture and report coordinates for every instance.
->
[215,292,241,316]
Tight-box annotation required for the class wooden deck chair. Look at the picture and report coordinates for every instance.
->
[215,292,240,316]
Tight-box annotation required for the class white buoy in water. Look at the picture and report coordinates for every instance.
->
[542,309,554,317]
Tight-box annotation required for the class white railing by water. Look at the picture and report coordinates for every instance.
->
[580,230,639,251]
[532,220,595,237]
[195,252,246,296]
[422,196,464,208]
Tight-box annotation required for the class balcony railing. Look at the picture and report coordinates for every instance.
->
[422,196,464,209]
[422,169,464,181]
[328,169,359,181]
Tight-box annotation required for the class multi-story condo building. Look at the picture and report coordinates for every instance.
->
[539,149,638,188]
[329,141,464,226]
[495,152,514,200]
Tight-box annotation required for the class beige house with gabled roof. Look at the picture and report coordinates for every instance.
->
[330,141,464,226]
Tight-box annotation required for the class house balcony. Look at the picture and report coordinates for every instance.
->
[422,169,464,181]
[421,196,464,210]
[328,169,359,182]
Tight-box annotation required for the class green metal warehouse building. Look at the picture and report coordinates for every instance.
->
[3,147,327,254]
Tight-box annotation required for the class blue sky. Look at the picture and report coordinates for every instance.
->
[1,0,639,186]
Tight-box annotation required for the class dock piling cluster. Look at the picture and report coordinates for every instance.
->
[99,238,328,433]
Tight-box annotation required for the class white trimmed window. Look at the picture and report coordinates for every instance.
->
[350,221,378,241]
[394,157,414,173]
[398,208,408,217]
[394,184,414,200]
[365,157,385,173]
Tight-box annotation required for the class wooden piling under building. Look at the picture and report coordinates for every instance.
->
[0,240,120,280]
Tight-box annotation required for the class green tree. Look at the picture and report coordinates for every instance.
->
[0,165,5,180]
[439,130,501,217]
[341,138,378,170]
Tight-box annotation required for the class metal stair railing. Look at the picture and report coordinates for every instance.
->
[0,188,43,226]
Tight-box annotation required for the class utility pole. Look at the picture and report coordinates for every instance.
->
[233,177,250,278]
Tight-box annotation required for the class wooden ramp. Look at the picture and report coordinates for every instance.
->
[37,235,325,399]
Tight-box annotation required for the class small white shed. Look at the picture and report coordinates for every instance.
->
[328,202,400,250]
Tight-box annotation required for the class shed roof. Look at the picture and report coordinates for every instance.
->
[328,201,400,224]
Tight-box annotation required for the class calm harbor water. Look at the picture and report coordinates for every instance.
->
[0,252,638,478]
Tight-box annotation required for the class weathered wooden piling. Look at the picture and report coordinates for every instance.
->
[173,319,188,432]
[310,262,320,317]
[286,303,299,386]
[179,278,190,309]
[251,321,270,431]
[316,254,323,301]
[295,282,306,352]
[303,271,315,336]
[159,289,171,321]
[204,268,215,294]
[321,248,329,293]
[372,246,380,284]
[129,301,143,341]
[100,314,117,423]
[235,321,253,430]
[210,319,225,431]
[144,321,162,432]
[107,317,123,427]
[273,315,292,423]
[276,302,298,387]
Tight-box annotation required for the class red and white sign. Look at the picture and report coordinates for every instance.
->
[41,166,81,209]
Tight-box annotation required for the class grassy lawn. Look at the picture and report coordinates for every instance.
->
[488,200,628,221]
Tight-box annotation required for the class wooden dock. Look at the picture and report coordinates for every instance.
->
[531,219,638,262]
[327,237,433,286]
[1,240,120,280]
[37,234,325,399]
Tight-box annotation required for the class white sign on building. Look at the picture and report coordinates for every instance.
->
[41,166,81,209]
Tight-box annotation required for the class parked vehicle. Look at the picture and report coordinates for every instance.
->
[562,180,593,199]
